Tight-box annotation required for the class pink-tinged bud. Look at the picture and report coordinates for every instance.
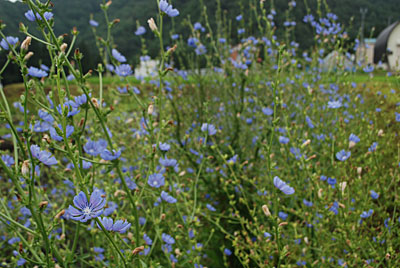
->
[24,51,34,61]
[262,204,271,217]
[60,43,68,53]
[147,18,158,32]
[21,36,31,50]
[106,1,112,7]
[21,160,30,176]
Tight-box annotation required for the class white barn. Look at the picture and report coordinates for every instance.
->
[374,21,400,71]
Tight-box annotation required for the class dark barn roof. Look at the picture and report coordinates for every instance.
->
[374,21,400,64]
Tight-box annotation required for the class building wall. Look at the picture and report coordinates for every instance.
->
[387,24,400,71]
[356,42,375,66]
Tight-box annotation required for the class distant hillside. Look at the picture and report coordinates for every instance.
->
[0,0,400,84]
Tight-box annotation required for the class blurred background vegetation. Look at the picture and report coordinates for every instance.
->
[0,0,399,85]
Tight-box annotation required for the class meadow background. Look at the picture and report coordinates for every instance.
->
[0,0,400,267]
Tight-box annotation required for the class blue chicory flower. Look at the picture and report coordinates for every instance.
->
[162,233,175,244]
[115,64,132,77]
[84,139,107,156]
[135,26,146,36]
[327,100,342,109]
[370,190,379,199]
[349,133,360,143]
[206,204,217,211]
[360,209,373,219]
[30,144,58,166]
[28,67,48,78]
[201,123,217,136]
[112,48,127,63]
[97,217,131,234]
[25,10,53,21]
[89,19,99,27]
[273,176,295,195]
[67,190,106,222]
[336,150,351,161]
[1,155,15,167]
[148,173,165,188]
[100,149,121,161]
[161,191,177,203]
[49,125,74,141]
[159,0,179,17]
[0,36,19,50]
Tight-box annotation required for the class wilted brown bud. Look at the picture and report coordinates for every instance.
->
[42,134,51,144]
[79,118,85,127]
[91,98,99,109]
[302,139,311,147]
[21,36,31,50]
[132,246,144,255]
[112,19,120,25]
[114,190,127,197]
[167,44,178,54]
[39,201,49,209]
[307,154,317,161]
[24,51,34,61]
[161,213,166,220]
[55,209,65,219]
